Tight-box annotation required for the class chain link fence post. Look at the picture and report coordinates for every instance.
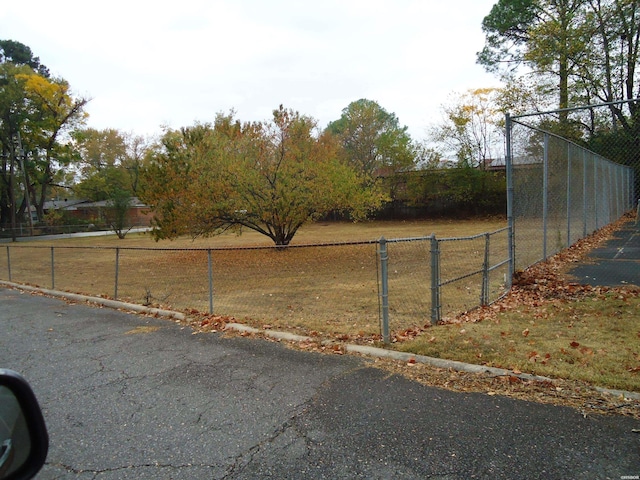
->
[505,113,515,287]
[377,237,390,344]
[379,237,390,343]
[481,233,490,306]
[583,150,588,238]
[566,143,572,246]
[208,249,214,314]
[50,247,55,289]
[114,247,120,300]
[6,246,11,282]
[543,132,549,260]
[430,235,441,324]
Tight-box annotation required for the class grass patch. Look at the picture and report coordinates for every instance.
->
[396,290,640,392]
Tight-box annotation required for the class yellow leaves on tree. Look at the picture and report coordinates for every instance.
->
[17,73,88,141]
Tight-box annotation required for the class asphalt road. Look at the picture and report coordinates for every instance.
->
[1,287,639,479]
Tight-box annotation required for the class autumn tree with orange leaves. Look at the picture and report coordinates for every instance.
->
[141,106,385,246]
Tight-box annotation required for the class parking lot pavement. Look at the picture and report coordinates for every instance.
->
[1,287,639,479]
[567,220,640,287]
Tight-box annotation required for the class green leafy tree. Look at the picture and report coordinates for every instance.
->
[479,1,639,132]
[74,128,129,200]
[478,0,590,123]
[73,128,151,200]
[326,99,416,179]
[0,39,49,77]
[141,107,384,246]
[73,128,151,239]
[19,72,89,218]
[74,128,127,175]
[105,187,133,239]
[0,42,88,233]
[479,1,640,192]
[573,1,639,132]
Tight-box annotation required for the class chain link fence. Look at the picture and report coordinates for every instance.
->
[1,102,636,340]
[1,228,511,340]
[506,100,637,277]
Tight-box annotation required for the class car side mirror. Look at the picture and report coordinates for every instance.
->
[0,370,48,480]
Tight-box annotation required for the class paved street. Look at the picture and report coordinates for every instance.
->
[1,286,639,479]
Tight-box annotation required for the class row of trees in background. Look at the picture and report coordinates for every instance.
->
[4,0,639,245]
[0,38,506,245]
[140,100,506,245]
[0,40,155,238]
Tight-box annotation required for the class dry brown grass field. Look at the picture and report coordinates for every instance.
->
[1,218,508,337]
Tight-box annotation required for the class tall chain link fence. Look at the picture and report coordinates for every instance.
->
[506,100,637,276]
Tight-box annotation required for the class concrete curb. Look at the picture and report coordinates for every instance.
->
[0,281,185,321]
[3,281,640,401]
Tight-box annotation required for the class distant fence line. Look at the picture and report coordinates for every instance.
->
[0,223,150,240]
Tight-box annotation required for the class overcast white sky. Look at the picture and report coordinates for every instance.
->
[1,0,500,141]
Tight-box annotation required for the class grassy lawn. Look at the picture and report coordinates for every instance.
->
[18,217,506,247]
[395,290,640,392]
